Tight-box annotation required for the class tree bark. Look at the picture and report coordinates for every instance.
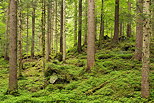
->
[4,0,10,60]
[55,0,58,53]
[8,0,18,93]
[87,0,95,71]
[63,0,66,61]
[126,0,132,38]
[84,0,88,46]
[78,0,82,53]
[99,0,104,48]
[74,0,78,46]
[60,0,64,54]
[141,0,150,98]
[113,0,119,42]
[31,1,35,58]
[18,1,23,77]
[46,0,51,61]
[42,0,45,57]
[26,4,29,55]
[135,0,143,61]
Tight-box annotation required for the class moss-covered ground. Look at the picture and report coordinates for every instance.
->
[0,39,154,103]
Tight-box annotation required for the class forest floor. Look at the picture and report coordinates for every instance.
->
[0,38,154,103]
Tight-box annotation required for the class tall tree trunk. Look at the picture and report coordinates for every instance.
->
[113,0,119,42]
[31,2,35,58]
[8,0,18,93]
[87,0,95,71]
[78,0,82,53]
[135,0,143,60]
[42,0,45,57]
[126,0,131,38]
[141,0,150,98]
[99,0,104,48]
[74,0,78,46]
[63,0,66,61]
[46,0,51,61]
[60,0,63,54]
[18,2,23,77]
[4,0,10,60]
[55,0,58,53]
[26,4,29,55]
[84,0,88,46]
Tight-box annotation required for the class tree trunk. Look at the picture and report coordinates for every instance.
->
[74,0,78,46]
[141,0,150,98]
[152,0,154,36]
[99,0,104,48]
[126,0,131,38]
[42,0,45,57]
[55,0,58,53]
[135,0,143,61]
[26,4,29,55]
[87,0,95,71]
[63,0,66,61]
[8,0,18,93]
[60,0,64,54]
[84,0,88,46]
[46,0,51,61]
[113,0,119,42]
[78,0,82,53]
[31,2,35,58]
[4,1,10,60]
[18,2,23,77]
[119,21,123,37]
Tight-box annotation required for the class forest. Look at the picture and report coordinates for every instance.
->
[0,0,154,102]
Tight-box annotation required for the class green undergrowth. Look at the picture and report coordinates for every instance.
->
[0,40,154,103]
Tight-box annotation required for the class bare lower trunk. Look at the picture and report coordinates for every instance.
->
[113,0,119,42]
[87,0,95,71]
[127,0,131,38]
[141,0,150,98]
[31,5,35,58]
[78,0,82,53]
[99,0,104,47]
[135,0,143,60]
[8,0,18,92]
[74,0,77,46]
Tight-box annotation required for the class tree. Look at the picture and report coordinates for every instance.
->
[141,0,150,98]
[8,0,18,93]
[99,0,105,48]
[4,0,10,60]
[135,0,143,60]
[84,0,88,46]
[87,0,95,71]
[74,0,77,46]
[113,0,119,42]
[60,0,64,55]
[46,0,52,61]
[42,0,45,57]
[31,0,36,58]
[18,0,23,77]
[126,0,131,38]
[78,0,82,53]
[62,0,66,61]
